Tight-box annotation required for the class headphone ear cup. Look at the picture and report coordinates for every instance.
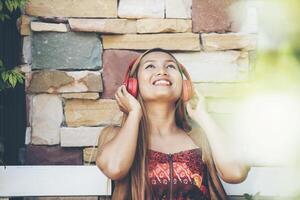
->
[126,77,138,98]
[182,80,193,102]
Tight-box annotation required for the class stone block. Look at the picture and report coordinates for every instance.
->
[118,0,164,19]
[26,70,103,93]
[25,127,31,145]
[31,22,68,32]
[31,94,63,145]
[64,99,122,127]
[19,15,31,35]
[102,50,141,99]
[31,32,102,70]
[83,147,97,163]
[192,0,233,33]
[69,18,136,33]
[166,0,192,19]
[25,144,83,165]
[102,33,200,51]
[21,36,31,64]
[60,127,103,147]
[25,0,117,18]
[62,93,99,100]
[194,82,252,97]
[137,19,192,33]
[229,1,258,33]
[174,51,249,82]
[26,94,33,126]
[201,33,257,51]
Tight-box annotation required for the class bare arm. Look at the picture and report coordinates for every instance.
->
[186,90,250,184]
[194,109,250,184]
[96,110,142,180]
[96,85,143,180]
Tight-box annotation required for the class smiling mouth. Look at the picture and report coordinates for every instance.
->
[152,79,172,86]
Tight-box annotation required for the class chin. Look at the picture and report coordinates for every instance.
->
[146,95,179,102]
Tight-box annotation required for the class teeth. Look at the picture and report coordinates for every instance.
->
[153,80,171,86]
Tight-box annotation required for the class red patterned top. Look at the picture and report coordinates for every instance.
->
[148,148,210,200]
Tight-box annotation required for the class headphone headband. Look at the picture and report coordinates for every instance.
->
[123,58,138,85]
[178,63,192,82]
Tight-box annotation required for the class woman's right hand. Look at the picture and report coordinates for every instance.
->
[115,85,142,116]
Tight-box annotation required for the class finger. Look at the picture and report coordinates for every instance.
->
[121,85,128,95]
[115,93,120,103]
[119,106,128,114]
[117,85,125,99]
[115,94,125,107]
[117,103,125,113]
[117,100,128,114]
[117,102,125,113]
[115,92,121,103]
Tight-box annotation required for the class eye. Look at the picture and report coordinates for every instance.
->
[145,64,155,69]
[167,64,176,69]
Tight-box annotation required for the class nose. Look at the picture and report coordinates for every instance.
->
[156,65,168,76]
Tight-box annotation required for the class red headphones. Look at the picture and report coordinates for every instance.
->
[123,57,193,102]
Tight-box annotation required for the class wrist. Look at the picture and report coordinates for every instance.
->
[129,108,142,119]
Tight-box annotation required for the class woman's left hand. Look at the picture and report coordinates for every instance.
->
[185,89,207,120]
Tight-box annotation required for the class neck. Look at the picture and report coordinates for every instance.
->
[144,101,178,137]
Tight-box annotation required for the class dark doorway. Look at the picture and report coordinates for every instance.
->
[0,8,26,167]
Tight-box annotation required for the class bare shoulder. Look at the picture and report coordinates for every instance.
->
[182,131,199,149]
[171,130,198,150]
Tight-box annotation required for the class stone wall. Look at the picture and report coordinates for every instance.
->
[19,0,257,199]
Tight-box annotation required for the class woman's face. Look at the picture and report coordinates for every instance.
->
[137,51,183,103]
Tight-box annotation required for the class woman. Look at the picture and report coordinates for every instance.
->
[96,48,250,200]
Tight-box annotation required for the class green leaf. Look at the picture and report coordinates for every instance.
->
[0,13,10,21]
[4,0,26,12]
[0,0,28,22]
[2,71,9,81]
[5,0,13,12]
[243,193,253,200]
[5,73,10,82]
[12,0,17,11]
[20,0,27,7]
[15,71,25,79]
[16,75,24,84]
[8,73,17,87]
[19,72,25,79]
[14,71,24,84]
[8,74,13,85]
[1,72,6,81]
[12,77,17,87]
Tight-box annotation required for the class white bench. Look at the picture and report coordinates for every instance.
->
[0,166,297,199]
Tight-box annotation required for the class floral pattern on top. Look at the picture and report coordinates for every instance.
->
[148,148,210,200]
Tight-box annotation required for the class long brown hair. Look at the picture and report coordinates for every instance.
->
[98,48,228,200]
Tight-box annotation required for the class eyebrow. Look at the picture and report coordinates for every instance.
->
[142,59,177,65]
